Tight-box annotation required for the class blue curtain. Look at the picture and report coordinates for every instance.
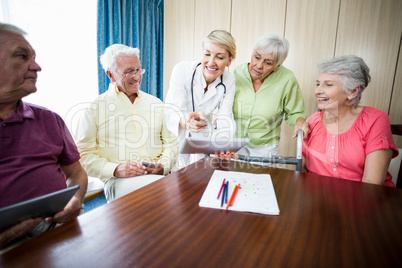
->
[97,0,164,99]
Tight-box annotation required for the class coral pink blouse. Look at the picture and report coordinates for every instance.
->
[303,106,398,187]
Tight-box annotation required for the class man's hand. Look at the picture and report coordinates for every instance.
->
[114,161,148,178]
[0,218,42,249]
[145,163,164,175]
[45,195,81,223]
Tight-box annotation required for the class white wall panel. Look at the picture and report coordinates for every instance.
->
[279,0,340,157]
[335,0,402,112]
[230,0,286,69]
[163,0,196,99]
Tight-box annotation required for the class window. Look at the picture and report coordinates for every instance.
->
[0,0,98,120]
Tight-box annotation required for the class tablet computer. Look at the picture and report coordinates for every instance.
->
[0,185,79,231]
[179,137,251,155]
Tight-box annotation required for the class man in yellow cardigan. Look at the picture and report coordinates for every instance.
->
[73,44,178,202]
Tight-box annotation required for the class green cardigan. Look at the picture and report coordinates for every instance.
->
[233,63,306,148]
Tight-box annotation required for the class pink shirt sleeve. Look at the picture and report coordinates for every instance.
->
[362,108,398,158]
[302,112,322,157]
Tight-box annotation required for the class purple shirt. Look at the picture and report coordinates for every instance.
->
[0,101,80,208]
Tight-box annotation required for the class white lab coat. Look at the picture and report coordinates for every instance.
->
[165,61,236,168]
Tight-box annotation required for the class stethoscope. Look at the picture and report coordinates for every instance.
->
[191,63,226,112]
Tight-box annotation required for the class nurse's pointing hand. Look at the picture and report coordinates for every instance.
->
[186,112,207,132]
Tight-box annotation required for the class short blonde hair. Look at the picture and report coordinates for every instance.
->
[202,30,236,59]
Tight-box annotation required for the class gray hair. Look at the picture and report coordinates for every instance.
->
[317,55,371,107]
[252,34,289,66]
[100,44,140,73]
[0,23,27,44]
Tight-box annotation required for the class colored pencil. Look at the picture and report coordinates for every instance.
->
[225,181,229,203]
[226,183,240,209]
[217,179,226,199]
[230,184,240,206]
[220,183,226,207]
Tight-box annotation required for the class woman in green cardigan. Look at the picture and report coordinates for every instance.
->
[233,34,309,158]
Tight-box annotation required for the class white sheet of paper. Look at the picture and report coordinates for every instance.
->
[199,170,280,215]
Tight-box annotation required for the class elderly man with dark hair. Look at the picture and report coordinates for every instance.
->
[0,23,87,251]
[73,44,178,202]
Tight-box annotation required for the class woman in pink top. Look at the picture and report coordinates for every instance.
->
[302,55,398,187]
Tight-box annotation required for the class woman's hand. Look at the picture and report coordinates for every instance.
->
[184,112,207,133]
[215,150,238,160]
[293,117,310,139]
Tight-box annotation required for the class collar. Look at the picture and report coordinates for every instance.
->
[2,100,34,123]
[111,84,141,98]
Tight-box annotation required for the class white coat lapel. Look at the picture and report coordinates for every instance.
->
[201,82,217,104]
[195,70,217,105]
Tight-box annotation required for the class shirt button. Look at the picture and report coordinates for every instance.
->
[2,123,5,126]
[331,158,333,161]
[331,146,334,149]
[333,168,336,171]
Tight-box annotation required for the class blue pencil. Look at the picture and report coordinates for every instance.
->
[220,183,226,207]
[225,181,229,203]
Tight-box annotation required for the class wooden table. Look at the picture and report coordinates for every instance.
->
[1,158,402,267]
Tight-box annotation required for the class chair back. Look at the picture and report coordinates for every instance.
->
[390,124,402,188]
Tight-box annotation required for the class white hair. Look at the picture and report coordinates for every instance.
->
[100,44,140,72]
[318,55,371,107]
[0,23,27,45]
[0,22,27,35]
[252,34,289,66]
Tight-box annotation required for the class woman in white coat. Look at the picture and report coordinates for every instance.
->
[165,30,237,168]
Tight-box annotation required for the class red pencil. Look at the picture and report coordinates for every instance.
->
[217,179,226,199]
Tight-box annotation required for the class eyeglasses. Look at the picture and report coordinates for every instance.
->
[121,69,146,78]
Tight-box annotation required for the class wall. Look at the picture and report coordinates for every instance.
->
[1,0,98,121]
[164,0,402,158]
